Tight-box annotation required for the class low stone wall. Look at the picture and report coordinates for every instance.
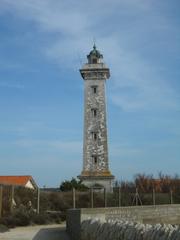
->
[66,205,180,240]
[80,205,180,224]
[81,219,180,240]
[66,209,81,240]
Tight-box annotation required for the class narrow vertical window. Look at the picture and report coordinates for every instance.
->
[91,108,97,117]
[92,155,98,164]
[91,132,97,141]
[91,86,97,94]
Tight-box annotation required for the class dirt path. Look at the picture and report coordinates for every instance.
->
[0,224,71,240]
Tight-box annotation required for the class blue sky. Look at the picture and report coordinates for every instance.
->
[0,0,180,187]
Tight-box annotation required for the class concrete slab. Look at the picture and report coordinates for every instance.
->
[0,224,71,240]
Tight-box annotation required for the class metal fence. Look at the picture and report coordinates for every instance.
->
[71,187,178,209]
[0,185,180,218]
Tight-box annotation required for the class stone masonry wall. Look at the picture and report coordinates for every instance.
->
[83,79,108,173]
[67,205,180,240]
[80,205,180,224]
[66,209,81,240]
[81,219,180,240]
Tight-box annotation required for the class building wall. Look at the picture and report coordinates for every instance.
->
[81,178,113,192]
[25,180,35,189]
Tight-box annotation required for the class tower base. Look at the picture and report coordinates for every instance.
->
[78,174,114,193]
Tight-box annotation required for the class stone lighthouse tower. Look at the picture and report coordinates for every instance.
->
[78,45,114,192]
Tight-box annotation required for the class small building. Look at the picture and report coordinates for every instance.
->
[0,175,38,190]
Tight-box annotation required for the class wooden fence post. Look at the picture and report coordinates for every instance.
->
[72,188,76,209]
[90,188,94,208]
[118,187,121,207]
[0,185,2,218]
[170,189,173,204]
[37,188,40,214]
[104,188,107,207]
[152,188,156,205]
[10,185,14,213]
[135,188,138,206]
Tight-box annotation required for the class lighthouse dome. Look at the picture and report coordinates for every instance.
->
[87,44,103,64]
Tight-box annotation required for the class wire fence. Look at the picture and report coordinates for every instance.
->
[71,187,179,209]
[1,185,180,218]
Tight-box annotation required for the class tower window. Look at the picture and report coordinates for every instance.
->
[92,155,98,164]
[91,132,97,140]
[91,108,97,117]
[92,58,97,64]
[91,86,97,94]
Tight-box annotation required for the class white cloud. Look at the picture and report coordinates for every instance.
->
[0,0,89,35]
[0,0,179,111]
[110,57,178,111]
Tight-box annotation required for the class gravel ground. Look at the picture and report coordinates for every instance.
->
[0,224,71,240]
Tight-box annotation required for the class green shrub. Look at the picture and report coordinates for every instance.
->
[46,211,62,224]
[13,208,31,226]
[0,224,9,233]
[31,213,48,225]
[0,205,63,228]
[0,216,17,228]
[60,178,88,191]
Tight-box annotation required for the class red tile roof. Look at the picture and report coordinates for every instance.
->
[0,175,37,188]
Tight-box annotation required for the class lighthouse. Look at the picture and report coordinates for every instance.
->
[78,45,114,192]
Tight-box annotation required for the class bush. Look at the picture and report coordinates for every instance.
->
[60,178,88,191]
[0,216,16,228]
[31,213,48,225]
[40,191,72,213]
[0,224,9,233]
[13,208,31,226]
[0,205,63,227]
[0,206,31,227]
